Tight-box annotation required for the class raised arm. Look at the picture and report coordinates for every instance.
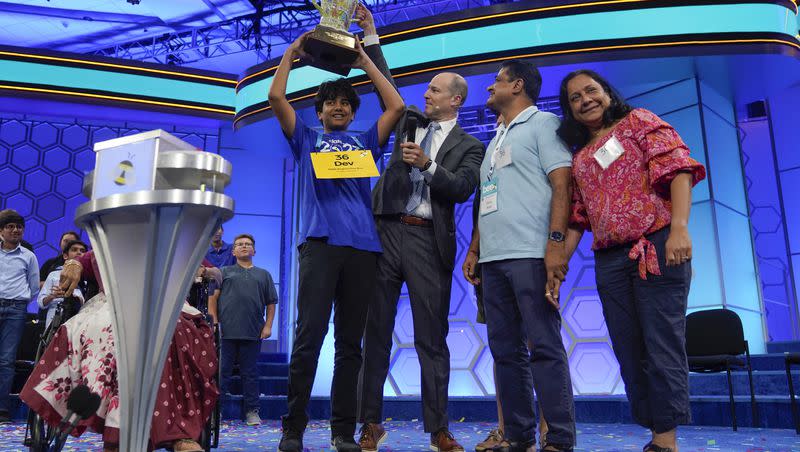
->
[351,39,404,146]
[356,3,398,112]
[267,32,312,138]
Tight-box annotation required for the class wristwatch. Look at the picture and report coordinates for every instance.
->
[422,159,433,171]
[549,231,566,242]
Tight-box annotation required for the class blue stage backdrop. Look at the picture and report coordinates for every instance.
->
[0,64,790,398]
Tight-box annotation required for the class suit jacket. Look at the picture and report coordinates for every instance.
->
[365,44,485,271]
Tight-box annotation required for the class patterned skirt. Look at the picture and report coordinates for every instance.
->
[20,294,219,449]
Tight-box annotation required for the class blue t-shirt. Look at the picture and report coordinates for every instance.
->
[206,241,235,268]
[286,113,383,253]
[218,264,278,340]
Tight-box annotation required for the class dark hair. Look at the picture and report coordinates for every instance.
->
[62,240,88,255]
[60,231,80,242]
[500,59,542,104]
[556,69,633,150]
[233,233,255,247]
[0,209,24,229]
[314,78,360,115]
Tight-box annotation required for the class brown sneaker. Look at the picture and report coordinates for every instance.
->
[475,428,504,451]
[430,429,465,452]
[358,422,387,452]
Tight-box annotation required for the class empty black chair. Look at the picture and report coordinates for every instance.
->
[686,308,758,430]
[785,353,800,433]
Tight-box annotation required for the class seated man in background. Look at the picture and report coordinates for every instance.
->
[21,250,220,452]
[37,240,87,328]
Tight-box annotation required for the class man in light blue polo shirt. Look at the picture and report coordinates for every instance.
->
[463,61,575,452]
[0,209,39,423]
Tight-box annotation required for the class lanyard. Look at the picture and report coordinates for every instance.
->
[486,106,537,181]
[487,128,506,181]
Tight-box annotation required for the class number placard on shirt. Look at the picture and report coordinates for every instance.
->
[310,151,380,179]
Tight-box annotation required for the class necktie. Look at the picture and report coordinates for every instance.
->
[405,122,440,213]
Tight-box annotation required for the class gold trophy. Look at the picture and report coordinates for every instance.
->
[303,0,360,76]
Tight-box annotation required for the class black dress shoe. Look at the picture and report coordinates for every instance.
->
[278,429,303,452]
[331,435,362,452]
[643,442,673,452]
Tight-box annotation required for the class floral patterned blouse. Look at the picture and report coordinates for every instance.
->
[569,108,706,278]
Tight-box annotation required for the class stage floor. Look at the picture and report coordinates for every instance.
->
[2,420,799,451]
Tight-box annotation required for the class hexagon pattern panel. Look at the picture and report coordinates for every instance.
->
[0,116,219,264]
[382,102,623,397]
[739,119,796,341]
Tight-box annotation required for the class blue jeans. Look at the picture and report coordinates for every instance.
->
[482,258,576,448]
[220,339,261,413]
[0,299,27,413]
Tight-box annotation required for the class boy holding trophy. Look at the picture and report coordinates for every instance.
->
[267,4,404,450]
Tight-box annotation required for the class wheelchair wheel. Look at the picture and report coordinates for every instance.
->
[24,410,48,452]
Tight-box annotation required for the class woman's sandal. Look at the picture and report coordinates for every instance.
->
[643,441,674,452]
[173,438,204,452]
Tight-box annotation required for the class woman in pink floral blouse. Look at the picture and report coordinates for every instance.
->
[555,70,705,452]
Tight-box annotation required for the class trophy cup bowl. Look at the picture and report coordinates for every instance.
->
[303,0,360,76]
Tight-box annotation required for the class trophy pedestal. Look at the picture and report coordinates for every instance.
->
[76,130,234,452]
[303,25,358,76]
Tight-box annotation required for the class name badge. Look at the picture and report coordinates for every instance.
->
[593,135,625,170]
[480,180,498,215]
[494,145,513,170]
[310,150,380,179]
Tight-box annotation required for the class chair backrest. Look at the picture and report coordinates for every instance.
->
[686,308,746,356]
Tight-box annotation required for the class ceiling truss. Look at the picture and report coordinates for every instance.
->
[91,0,509,66]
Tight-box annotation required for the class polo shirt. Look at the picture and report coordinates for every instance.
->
[478,106,573,263]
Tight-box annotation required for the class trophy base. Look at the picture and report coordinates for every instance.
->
[303,25,359,76]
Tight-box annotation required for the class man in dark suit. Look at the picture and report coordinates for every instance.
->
[356,6,484,452]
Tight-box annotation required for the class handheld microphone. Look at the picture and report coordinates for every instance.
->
[51,385,101,452]
[405,116,417,143]
[404,116,418,172]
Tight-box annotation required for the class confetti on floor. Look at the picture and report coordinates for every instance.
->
[2,420,800,451]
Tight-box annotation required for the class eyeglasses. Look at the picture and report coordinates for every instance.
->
[2,224,24,231]
[234,243,253,248]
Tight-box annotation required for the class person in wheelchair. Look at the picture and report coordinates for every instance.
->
[37,240,87,329]
[21,250,222,452]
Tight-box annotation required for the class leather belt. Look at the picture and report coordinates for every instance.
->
[398,214,432,227]
[0,298,26,307]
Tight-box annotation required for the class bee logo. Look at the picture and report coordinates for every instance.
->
[114,160,134,186]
